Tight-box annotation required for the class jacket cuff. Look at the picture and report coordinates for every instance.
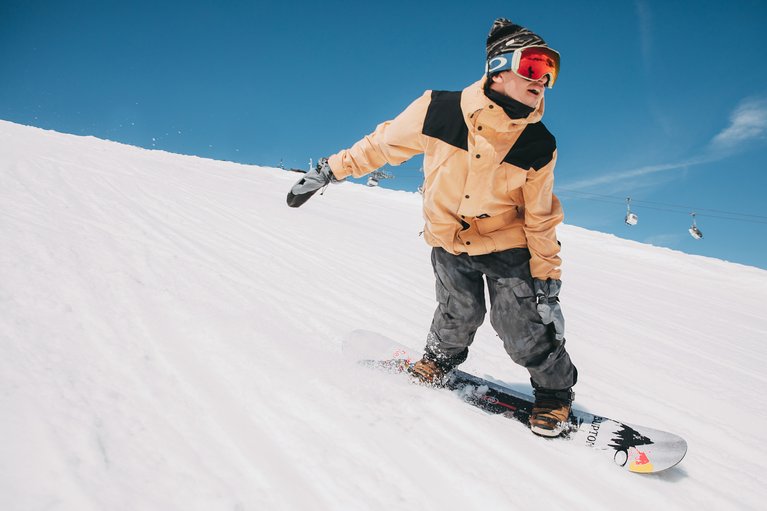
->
[327,153,352,180]
[530,256,562,281]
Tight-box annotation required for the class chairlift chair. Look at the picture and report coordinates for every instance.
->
[367,170,393,187]
[689,212,703,240]
[625,197,638,226]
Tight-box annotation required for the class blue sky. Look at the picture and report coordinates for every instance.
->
[2,0,766,269]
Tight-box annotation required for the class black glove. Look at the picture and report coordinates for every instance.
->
[286,158,344,208]
[533,278,565,342]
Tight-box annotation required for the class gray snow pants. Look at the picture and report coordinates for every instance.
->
[426,247,577,390]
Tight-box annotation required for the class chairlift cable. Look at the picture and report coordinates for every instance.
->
[558,189,767,220]
[557,191,767,225]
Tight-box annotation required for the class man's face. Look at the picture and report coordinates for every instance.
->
[491,70,548,108]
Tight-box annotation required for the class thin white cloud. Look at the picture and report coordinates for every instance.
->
[560,156,714,191]
[562,96,766,192]
[711,97,767,149]
[634,0,652,71]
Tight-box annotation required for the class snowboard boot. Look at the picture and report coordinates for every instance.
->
[410,355,451,386]
[529,387,574,437]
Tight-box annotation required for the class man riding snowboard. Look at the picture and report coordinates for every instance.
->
[287,18,577,437]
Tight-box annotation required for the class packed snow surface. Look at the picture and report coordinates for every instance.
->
[1,120,766,510]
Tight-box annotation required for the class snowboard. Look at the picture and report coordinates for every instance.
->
[342,330,687,474]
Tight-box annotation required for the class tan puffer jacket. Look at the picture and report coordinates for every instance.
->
[328,76,563,280]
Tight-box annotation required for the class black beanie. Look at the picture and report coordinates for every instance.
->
[486,18,547,61]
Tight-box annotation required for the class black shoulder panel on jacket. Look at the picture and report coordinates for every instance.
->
[422,90,468,151]
[503,122,556,171]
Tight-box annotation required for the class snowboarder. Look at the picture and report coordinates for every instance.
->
[287,19,577,437]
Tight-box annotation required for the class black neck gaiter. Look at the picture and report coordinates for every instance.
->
[483,80,535,120]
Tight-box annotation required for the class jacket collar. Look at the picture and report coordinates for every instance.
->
[461,76,545,132]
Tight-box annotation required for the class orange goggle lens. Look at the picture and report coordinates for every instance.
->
[486,46,560,88]
[515,47,560,87]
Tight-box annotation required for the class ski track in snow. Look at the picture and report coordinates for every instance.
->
[1,120,766,510]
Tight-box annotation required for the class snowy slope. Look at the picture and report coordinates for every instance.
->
[1,119,766,511]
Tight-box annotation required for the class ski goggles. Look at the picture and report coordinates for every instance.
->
[486,46,560,88]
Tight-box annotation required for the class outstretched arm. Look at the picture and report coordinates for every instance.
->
[327,91,431,180]
[286,91,431,208]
